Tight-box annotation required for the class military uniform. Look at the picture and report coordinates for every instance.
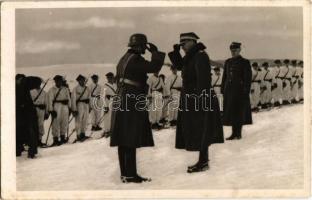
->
[221,42,252,140]
[71,75,91,140]
[290,60,298,103]
[30,86,48,143]
[89,76,104,131]
[48,76,71,145]
[165,72,182,125]
[103,80,117,134]
[110,33,165,183]
[211,67,223,111]
[147,74,165,127]
[280,60,292,104]
[260,63,274,108]
[272,61,283,105]
[297,61,304,101]
[250,63,262,110]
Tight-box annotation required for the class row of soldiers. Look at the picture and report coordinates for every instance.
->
[16,58,304,158]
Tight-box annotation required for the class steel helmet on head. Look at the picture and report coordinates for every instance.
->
[128,33,148,47]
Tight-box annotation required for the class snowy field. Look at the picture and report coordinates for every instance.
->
[17,104,304,190]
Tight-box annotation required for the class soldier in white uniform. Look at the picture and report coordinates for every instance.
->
[250,62,262,111]
[290,60,299,103]
[48,75,71,146]
[147,72,165,129]
[281,59,292,105]
[103,72,117,137]
[89,74,103,131]
[71,75,91,142]
[165,65,182,126]
[211,66,223,111]
[271,60,283,106]
[297,61,304,102]
[260,62,274,109]
[30,77,49,146]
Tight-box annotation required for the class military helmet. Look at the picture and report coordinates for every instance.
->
[128,33,147,47]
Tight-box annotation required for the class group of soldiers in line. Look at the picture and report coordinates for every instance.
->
[16,72,117,158]
[15,58,304,159]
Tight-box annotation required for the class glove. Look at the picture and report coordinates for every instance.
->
[173,44,180,51]
[104,107,109,114]
[50,111,57,118]
[146,43,158,53]
[44,113,49,120]
[72,111,78,117]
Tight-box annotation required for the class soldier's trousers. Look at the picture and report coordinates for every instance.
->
[90,97,104,127]
[213,87,223,111]
[260,82,272,105]
[250,83,260,108]
[52,103,69,137]
[103,99,113,133]
[273,78,283,104]
[283,80,292,102]
[149,91,163,124]
[298,78,303,100]
[168,89,180,122]
[36,108,45,140]
[291,80,299,101]
[75,102,89,135]
[118,146,137,177]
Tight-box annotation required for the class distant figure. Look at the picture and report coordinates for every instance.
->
[89,74,103,131]
[221,42,252,140]
[271,59,283,106]
[211,66,223,112]
[165,65,182,126]
[260,62,273,109]
[102,72,117,137]
[168,32,224,173]
[250,62,261,112]
[147,72,165,129]
[110,33,165,183]
[297,61,304,102]
[159,74,169,126]
[290,60,299,103]
[71,75,91,142]
[48,75,71,146]
[280,59,292,105]
[30,77,49,147]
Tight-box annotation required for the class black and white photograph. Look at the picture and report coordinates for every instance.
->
[1,0,311,199]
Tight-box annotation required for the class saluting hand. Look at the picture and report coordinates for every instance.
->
[146,43,158,53]
[173,44,180,51]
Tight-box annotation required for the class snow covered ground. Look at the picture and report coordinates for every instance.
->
[17,104,304,190]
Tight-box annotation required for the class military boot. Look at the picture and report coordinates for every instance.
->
[51,137,59,146]
[60,135,67,144]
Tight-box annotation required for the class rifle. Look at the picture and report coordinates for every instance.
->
[33,78,50,103]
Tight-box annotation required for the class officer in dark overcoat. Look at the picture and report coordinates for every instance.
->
[110,33,165,183]
[221,42,252,140]
[168,32,224,173]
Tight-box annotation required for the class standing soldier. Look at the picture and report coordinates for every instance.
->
[102,72,117,137]
[281,59,292,105]
[250,62,262,112]
[290,60,298,103]
[30,77,49,147]
[211,67,223,112]
[89,74,103,131]
[110,33,165,183]
[48,75,71,146]
[168,32,224,173]
[297,61,304,102]
[147,72,165,129]
[159,74,169,126]
[71,75,91,142]
[271,59,283,106]
[260,62,274,109]
[165,65,182,126]
[221,42,252,140]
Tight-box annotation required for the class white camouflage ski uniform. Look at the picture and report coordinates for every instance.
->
[165,73,182,122]
[147,75,165,124]
[211,69,223,111]
[260,68,274,105]
[250,67,262,109]
[89,83,104,128]
[71,85,91,136]
[103,82,117,133]
[48,86,71,137]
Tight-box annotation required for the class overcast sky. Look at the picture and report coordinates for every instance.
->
[16,7,303,68]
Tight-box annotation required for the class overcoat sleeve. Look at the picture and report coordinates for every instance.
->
[168,50,183,70]
[243,60,252,95]
[132,51,165,73]
[221,61,228,95]
[194,52,212,94]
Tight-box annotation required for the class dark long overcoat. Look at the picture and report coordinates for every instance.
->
[168,43,224,151]
[110,49,165,148]
[221,55,253,126]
